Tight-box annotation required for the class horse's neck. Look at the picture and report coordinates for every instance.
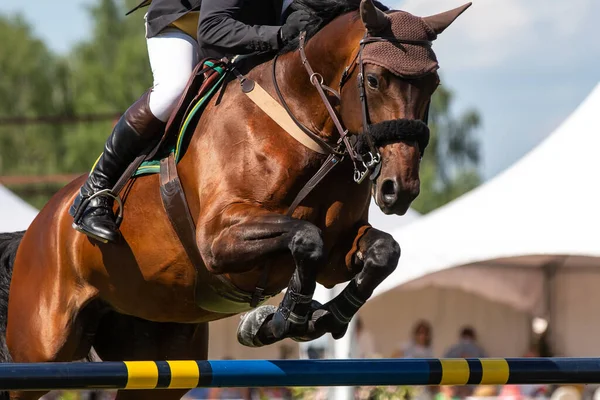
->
[177,14,365,205]
[252,14,365,141]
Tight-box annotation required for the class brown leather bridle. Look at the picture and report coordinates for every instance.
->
[270,30,432,217]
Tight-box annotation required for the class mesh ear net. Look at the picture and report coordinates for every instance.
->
[362,11,440,78]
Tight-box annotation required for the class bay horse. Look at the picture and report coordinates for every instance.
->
[0,0,470,398]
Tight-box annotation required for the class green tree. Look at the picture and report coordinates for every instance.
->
[0,0,151,208]
[0,14,64,175]
[411,84,482,214]
[63,0,151,173]
[0,14,71,207]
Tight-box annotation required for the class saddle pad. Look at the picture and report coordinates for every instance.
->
[133,61,227,177]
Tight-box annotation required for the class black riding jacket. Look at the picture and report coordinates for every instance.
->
[138,0,287,59]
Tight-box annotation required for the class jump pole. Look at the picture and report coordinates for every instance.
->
[1,358,600,391]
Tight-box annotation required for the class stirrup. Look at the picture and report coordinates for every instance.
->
[72,189,125,228]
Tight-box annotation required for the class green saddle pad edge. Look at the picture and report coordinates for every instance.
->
[132,61,228,178]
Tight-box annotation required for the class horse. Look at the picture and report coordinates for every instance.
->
[0,0,470,398]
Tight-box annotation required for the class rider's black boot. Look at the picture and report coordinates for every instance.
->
[70,91,165,243]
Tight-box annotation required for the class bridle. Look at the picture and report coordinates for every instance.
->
[272,30,432,195]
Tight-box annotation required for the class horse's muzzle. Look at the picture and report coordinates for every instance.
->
[376,176,419,215]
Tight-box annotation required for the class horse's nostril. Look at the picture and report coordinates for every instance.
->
[381,179,396,196]
[380,179,397,205]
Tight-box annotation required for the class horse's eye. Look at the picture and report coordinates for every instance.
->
[366,74,379,89]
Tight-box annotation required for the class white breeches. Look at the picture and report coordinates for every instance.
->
[146,28,199,122]
[145,1,294,122]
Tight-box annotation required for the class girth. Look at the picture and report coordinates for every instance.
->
[159,154,276,312]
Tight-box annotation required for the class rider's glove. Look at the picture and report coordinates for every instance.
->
[279,10,311,45]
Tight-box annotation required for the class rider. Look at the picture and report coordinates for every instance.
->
[70,0,310,243]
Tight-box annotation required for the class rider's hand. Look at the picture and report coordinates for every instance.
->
[279,10,311,45]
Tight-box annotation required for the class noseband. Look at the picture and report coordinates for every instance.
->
[272,31,432,188]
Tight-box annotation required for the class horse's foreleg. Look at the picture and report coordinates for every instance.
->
[204,206,325,347]
[306,226,400,340]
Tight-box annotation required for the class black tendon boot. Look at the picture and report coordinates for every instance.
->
[70,91,165,243]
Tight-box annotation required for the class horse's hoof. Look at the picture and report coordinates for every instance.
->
[324,305,350,340]
[331,322,349,340]
[237,305,277,348]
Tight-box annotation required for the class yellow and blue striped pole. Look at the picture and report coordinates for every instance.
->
[1,358,600,391]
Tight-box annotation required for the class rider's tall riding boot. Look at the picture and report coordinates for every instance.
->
[69,91,165,243]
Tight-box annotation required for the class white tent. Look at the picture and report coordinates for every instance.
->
[360,82,600,358]
[0,185,38,231]
[368,202,421,232]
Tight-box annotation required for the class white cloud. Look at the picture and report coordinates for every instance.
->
[392,0,599,71]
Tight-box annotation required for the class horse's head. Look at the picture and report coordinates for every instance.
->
[339,0,471,215]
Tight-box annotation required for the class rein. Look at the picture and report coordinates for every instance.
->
[271,31,432,192]
[272,32,383,188]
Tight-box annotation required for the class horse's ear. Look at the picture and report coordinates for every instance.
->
[422,3,472,35]
[360,0,391,34]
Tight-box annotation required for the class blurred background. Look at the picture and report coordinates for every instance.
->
[1,0,599,399]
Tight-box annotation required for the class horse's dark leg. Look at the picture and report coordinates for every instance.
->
[203,208,325,346]
[303,227,400,341]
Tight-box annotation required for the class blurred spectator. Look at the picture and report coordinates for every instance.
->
[394,320,434,359]
[391,321,434,400]
[444,327,487,398]
[206,386,252,399]
[278,344,293,360]
[350,317,376,358]
[435,385,460,400]
[551,386,582,400]
[182,387,210,399]
[471,385,498,398]
[252,387,292,400]
[444,326,487,358]
[307,345,325,359]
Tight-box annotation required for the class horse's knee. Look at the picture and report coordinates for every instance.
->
[364,232,400,277]
[289,223,325,264]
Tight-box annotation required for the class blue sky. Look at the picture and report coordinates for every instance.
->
[1,0,599,180]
